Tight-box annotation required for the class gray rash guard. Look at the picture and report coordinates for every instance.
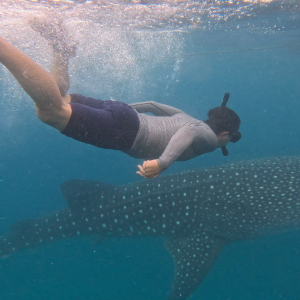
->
[122,101,218,171]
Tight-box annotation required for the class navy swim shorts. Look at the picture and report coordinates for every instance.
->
[61,94,139,150]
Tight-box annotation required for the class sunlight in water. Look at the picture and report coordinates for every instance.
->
[0,0,299,120]
[0,0,298,31]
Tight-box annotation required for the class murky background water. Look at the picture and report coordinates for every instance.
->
[0,1,300,299]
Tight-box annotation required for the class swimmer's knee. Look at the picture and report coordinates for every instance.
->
[36,104,71,131]
[36,108,52,122]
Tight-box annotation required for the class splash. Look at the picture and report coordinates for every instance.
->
[0,8,187,104]
[0,0,299,127]
[0,0,299,31]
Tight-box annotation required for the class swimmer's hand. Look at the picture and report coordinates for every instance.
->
[137,160,161,179]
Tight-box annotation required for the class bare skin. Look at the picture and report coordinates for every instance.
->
[0,36,71,131]
[0,16,77,131]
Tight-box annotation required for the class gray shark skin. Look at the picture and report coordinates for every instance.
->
[1,155,300,299]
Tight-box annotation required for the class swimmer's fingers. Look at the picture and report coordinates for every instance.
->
[143,161,148,169]
[137,171,148,178]
[137,164,158,179]
[137,164,146,174]
[143,160,161,178]
[137,165,147,178]
[137,172,158,179]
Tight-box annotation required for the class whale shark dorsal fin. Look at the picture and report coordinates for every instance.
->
[60,179,119,207]
[164,232,227,300]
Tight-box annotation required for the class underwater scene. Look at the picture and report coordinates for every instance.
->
[1,0,300,299]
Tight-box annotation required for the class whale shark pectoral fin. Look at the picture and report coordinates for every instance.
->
[164,232,227,300]
[60,179,119,208]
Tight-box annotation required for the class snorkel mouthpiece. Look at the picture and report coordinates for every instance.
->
[221,145,229,156]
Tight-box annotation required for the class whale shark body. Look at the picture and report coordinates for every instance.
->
[1,155,300,299]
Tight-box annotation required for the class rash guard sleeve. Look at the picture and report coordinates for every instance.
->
[130,101,183,116]
[157,125,198,171]
[157,125,217,171]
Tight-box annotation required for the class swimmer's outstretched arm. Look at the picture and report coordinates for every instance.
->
[133,101,184,178]
[133,102,184,178]
[0,37,71,131]
[137,125,198,179]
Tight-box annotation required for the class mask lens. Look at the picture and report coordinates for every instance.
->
[231,131,241,143]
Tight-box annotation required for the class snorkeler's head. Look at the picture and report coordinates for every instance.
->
[204,106,241,138]
[204,93,241,156]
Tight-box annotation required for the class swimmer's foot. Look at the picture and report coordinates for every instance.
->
[29,16,77,58]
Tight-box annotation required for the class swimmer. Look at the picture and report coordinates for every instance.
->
[0,18,241,179]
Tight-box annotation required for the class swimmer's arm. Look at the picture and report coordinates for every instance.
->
[157,126,198,171]
[130,101,183,116]
[136,126,197,179]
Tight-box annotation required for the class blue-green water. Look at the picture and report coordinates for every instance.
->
[1,1,300,299]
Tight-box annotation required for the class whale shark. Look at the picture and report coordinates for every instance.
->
[1,155,300,299]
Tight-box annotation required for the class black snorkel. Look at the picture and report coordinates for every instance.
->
[221,92,230,108]
[220,92,242,156]
[221,93,230,156]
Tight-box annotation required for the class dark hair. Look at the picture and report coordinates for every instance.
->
[204,107,241,136]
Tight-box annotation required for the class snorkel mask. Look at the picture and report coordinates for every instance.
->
[221,93,241,156]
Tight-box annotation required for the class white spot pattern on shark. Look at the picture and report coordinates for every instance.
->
[1,156,300,299]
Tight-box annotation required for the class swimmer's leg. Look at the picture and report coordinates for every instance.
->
[0,37,71,131]
[29,16,77,100]
[29,18,106,110]
[51,52,72,99]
